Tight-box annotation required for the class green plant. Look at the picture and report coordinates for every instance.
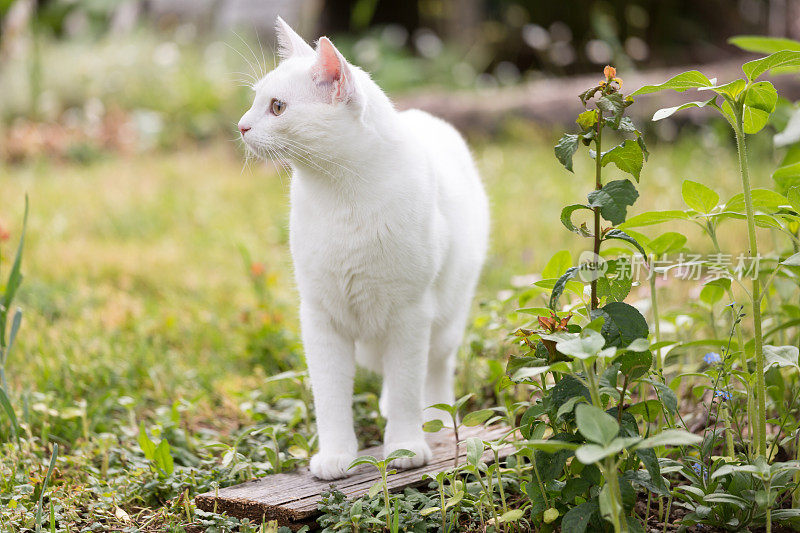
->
[347,449,416,533]
[423,393,497,467]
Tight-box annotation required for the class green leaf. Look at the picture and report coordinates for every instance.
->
[787,185,800,212]
[743,81,778,134]
[682,180,719,213]
[588,179,639,224]
[138,423,156,461]
[560,204,593,237]
[549,267,579,311]
[763,344,799,370]
[627,400,664,422]
[700,279,727,306]
[154,439,174,475]
[445,490,464,510]
[632,70,713,96]
[423,419,444,433]
[348,455,379,469]
[600,142,644,182]
[555,134,580,172]
[596,270,632,304]
[783,252,800,266]
[774,162,800,192]
[1,196,28,345]
[368,479,384,498]
[743,50,800,80]
[0,387,20,446]
[604,229,648,258]
[646,232,687,255]
[575,403,619,445]
[511,365,552,382]
[542,250,573,278]
[560,500,599,533]
[729,35,800,54]
[725,188,787,213]
[576,109,599,130]
[523,439,579,453]
[597,93,626,128]
[596,302,649,349]
[556,329,606,360]
[427,402,456,417]
[499,509,524,523]
[465,437,483,466]
[386,448,416,462]
[703,493,751,509]
[700,78,746,100]
[618,210,689,228]
[615,350,652,380]
[576,437,639,464]
[462,409,493,427]
[653,98,715,121]
[35,443,58,532]
[745,81,778,113]
[635,429,702,449]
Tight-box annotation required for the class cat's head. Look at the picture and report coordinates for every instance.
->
[238,18,374,166]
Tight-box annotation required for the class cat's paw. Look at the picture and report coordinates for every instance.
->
[309,452,357,480]
[385,440,432,470]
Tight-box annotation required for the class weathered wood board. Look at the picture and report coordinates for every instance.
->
[195,425,513,530]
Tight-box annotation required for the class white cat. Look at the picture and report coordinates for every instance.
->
[238,18,489,480]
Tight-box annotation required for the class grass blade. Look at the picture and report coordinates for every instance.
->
[36,443,58,533]
[1,195,28,348]
[0,385,20,446]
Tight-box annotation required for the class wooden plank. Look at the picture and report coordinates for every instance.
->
[195,425,513,529]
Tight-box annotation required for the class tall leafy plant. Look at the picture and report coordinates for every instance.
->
[506,68,699,533]
[630,50,800,458]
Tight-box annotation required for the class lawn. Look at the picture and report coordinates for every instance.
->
[0,123,781,531]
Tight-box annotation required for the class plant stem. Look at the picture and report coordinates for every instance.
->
[604,459,628,533]
[592,108,604,310]
[649,272,662,370]
[583,360,602,408]
[733,119,767,458]
[708,222,755,458]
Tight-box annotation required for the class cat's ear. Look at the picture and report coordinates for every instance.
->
[275,16,314,59]
[312,37,357,103]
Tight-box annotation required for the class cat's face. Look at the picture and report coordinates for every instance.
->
[238,18,362,164]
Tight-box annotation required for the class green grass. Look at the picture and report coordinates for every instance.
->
[0,127,777,531]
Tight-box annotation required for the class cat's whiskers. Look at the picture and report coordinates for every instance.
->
[279,143,356,183]
[233,31,266,79]
[224,41,261,84]
[254,27,271,80]
[266,146,292,187]
[279,139,364,183]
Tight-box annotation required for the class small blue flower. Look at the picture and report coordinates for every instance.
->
[714,390,730,401]
[703,352,722,364]
[691,463,708,480]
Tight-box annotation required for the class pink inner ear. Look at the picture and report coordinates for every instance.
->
[316,38,342,83]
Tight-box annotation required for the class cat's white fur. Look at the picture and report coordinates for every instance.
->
[238,18,489,480]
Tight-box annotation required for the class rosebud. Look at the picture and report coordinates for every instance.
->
[604,65,616,79]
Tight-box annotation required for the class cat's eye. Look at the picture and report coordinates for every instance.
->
[270,98,286,116]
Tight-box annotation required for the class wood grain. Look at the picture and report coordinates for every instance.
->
[195,425,514,530]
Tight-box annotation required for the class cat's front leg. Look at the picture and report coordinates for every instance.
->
[382,301,434,470]
[301,303,358,480]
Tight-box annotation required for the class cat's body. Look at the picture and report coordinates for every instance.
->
[239,18,488,480]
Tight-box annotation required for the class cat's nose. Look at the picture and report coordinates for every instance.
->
[239,124,251,136]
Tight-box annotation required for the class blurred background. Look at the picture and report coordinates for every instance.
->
[2,0,800,160]
[1,2,800,530]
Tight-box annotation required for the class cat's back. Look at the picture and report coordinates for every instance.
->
[398,109,474,171]
[398,107,485,205]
